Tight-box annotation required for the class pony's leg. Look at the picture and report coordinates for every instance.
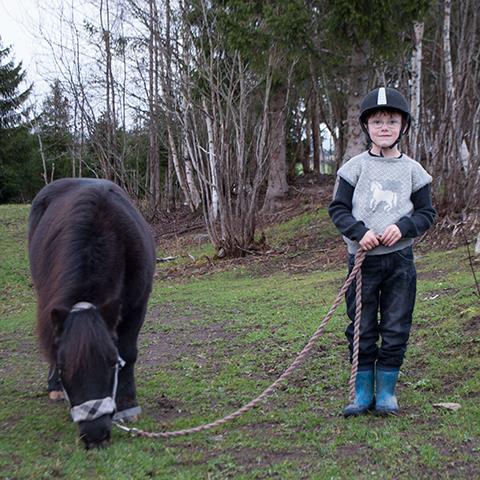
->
[114,303,147,421]
[47,364,64,401]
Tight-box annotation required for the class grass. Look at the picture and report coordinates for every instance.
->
[0,204,479,479]
[260,207,339,248]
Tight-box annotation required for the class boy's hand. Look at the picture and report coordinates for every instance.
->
[359,230,381,251]
[380,224,402,247]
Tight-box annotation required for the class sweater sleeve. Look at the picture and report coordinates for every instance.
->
[395,183,436,238]
[328,177,369,241]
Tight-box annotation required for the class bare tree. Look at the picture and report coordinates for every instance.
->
[416,0,480,217]
[163,1,275,256]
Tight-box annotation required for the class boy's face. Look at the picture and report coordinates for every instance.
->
[366,111,403,149]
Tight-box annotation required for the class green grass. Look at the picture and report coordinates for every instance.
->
[1,204,479,479]
[261,207,339,248]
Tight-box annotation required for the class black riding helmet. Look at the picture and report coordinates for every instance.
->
[359,87,411,149]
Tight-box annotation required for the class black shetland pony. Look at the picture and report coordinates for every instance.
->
[28,179,155,448]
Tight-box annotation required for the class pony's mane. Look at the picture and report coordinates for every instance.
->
[61,311,116,381]
[34,189,121,362]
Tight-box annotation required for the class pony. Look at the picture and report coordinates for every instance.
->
[28,178,156,448]
[369,180,398,212]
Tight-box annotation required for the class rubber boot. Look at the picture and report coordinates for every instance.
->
[374,367,400,415]
[343,367,375,417]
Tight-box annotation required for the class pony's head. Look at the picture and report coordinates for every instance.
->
[52,300,121,449]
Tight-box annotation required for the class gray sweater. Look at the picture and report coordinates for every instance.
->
[329,150,436,255]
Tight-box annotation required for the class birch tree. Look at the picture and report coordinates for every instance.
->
[147,0,161,210]
[418,0,480,216]
[410,21,424,159]
[164,1,275,255]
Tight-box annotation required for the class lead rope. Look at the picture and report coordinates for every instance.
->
[349,264,363,402]
[115,249,367,439]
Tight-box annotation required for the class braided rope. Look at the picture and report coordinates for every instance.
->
[348,267,363,402]
[115,249,367,439]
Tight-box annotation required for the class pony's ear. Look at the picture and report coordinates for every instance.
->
[51,307,69,338]
[99,298,121,331]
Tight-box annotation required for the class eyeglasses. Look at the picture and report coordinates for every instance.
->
[368,119,402,129]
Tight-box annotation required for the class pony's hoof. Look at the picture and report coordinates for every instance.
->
[49,390,65,401]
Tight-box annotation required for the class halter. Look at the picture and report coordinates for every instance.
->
[61,302,126,423]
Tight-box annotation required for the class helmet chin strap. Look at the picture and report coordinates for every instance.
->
[381,138,399,156]
[387,131,403,150]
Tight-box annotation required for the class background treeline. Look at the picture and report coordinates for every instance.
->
[0,0,478,256]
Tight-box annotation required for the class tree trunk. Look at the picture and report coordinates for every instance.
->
[303,114,311,173]
[263,84,288,211]
[410,21,424,159]
[35,129,49,185]
[202,97,219,220]
[100,0,116,182]
[342,45,369,165]
[311,88,320,173]
[147,0,161,211]
[443,0,455,109]
[164,0,175,211]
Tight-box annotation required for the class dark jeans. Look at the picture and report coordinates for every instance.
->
[345,246,417,369]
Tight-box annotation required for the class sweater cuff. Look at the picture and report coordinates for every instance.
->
[395,218,412,237]
[349,223,369,242]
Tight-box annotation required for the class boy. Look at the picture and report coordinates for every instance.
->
[328,87,436,416]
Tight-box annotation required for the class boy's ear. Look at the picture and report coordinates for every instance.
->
[51,307,70,338]
[99,298,121,331]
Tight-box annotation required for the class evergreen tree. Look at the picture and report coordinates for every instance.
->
[38,80,73,178]
[308,0,432,167]
[0,41,31,128]
[0,40,39,202]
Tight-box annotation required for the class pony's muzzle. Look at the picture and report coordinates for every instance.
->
[79,415,112,449]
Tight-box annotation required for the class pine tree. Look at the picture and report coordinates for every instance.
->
[0,40,38,202]
[0,41,31,129]
[38,80,73,178]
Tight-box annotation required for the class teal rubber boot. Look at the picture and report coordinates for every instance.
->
[374,367,400,415]
[343,368,375,417]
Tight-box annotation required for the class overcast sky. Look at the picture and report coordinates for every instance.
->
[1,1,42,84]
[0,0,67,100]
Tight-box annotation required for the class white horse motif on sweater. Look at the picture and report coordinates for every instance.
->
[370,181,397,212]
